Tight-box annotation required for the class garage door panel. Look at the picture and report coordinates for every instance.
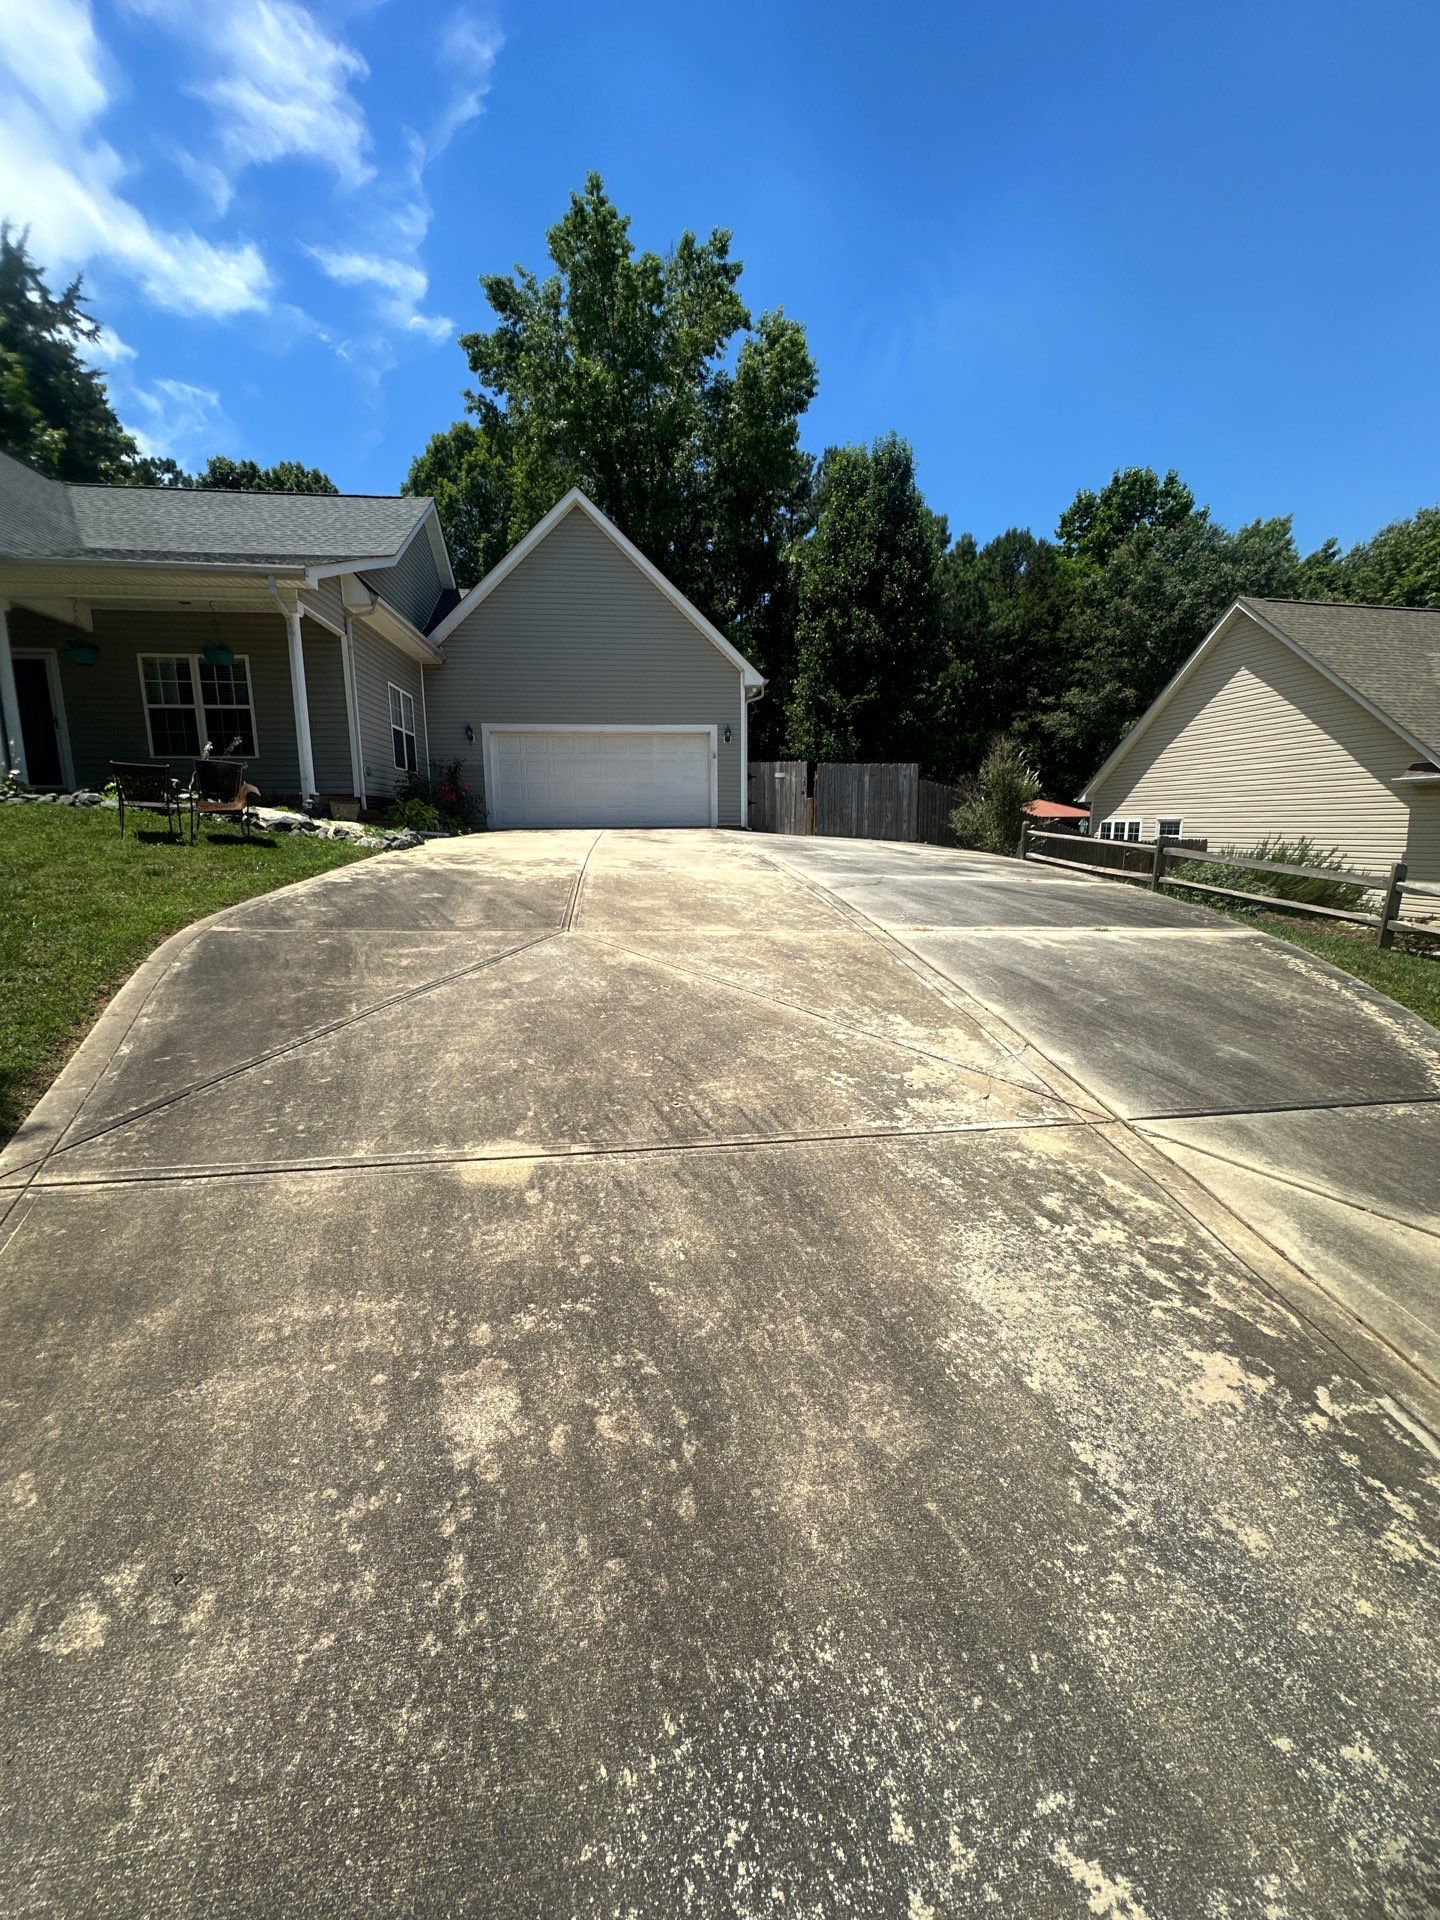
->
[487,728,713,829]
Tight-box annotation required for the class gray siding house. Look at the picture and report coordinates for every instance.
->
[0,460,763,828]
[1082,597,1440,881]
[425,490,763,828]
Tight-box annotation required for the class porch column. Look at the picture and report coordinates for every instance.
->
[0,603,27,784]
[339,614,365,803]
[281,600,317,802]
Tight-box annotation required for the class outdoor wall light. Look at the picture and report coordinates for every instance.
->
[464,723,475,743]
[723,723,732,743]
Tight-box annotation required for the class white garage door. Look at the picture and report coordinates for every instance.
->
[486,727,714,829]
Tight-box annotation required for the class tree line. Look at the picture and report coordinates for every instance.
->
[4,192,1437,801]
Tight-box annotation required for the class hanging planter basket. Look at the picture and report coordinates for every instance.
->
[63,638,100,665]
[202,640,236,667]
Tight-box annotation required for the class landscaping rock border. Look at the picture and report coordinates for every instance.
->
[0,787,423,853]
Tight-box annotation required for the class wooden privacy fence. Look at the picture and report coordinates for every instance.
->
[917,779,965,847]
[747,760,810,834]
[816,763,918,841]
[1020,824,1438,950]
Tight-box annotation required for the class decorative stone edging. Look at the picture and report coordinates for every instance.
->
[0,786,424,853]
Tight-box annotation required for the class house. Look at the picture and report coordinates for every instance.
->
[1080,597,1440,882]
[0,456,762,828]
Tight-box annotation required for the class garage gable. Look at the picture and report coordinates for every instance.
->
[422,492,758,827]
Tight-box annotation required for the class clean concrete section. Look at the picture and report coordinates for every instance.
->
[2,831,1438,1917]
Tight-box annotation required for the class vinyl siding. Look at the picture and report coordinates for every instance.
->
[429,505,745,826]
[8,603,354,802]
[363,521,445,633]
[302,623,353,795]
[351,621,427,805]
[299,577,345,633]
[1088,611,1440,881]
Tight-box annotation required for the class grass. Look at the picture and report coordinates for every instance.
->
[1163,889,1440,1033]
[0,802,371,1142]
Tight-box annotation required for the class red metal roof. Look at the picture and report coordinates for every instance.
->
[1023,799,1090,820]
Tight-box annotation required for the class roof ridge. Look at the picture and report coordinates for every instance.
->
[65,481,427,504]
[1245,594,1440,615]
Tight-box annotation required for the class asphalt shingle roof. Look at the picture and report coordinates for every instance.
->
[0,449,431,568]
[1241,597,1440,761]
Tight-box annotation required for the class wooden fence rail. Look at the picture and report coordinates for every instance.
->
[1020,825,1434,949]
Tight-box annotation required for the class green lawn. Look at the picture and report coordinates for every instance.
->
[1163,890,1440,1033]
[0,803,371,1142]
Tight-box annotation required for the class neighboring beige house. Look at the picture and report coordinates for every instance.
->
[0,456,764,828]
[1080,597,1440,882]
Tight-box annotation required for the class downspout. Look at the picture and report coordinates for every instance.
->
[0,603,27,783]
[418,661,432,776]
[269,578,316,803]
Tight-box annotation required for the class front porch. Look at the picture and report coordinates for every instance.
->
[0,575,376,811]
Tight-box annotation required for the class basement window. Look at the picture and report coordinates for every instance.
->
[389,683,418,772]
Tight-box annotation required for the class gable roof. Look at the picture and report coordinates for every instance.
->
[0,448,437,570]
[1081,596,1440,797]
[428,487,765,687]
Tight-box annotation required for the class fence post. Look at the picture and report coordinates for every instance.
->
[1150,834,1168,890]
[1018,821,1030,861]
[1377,861,1407,949]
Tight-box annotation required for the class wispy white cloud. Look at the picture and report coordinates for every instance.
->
[431,12,503,156]
[0,93,270,318]
[0,0,108,131]
[127,0,373,189]
[124,377,231,464]
[305,246,452,343]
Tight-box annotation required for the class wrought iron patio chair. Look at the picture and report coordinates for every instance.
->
[111,761,194,842]
[192,757,261,837]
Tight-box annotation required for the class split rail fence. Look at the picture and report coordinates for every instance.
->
[1020,824,1440,950]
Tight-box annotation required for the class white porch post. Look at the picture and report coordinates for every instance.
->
[0,603,27,784]
[281,598,317,802]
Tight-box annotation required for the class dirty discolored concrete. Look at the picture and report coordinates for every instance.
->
[2,829,1438,1918]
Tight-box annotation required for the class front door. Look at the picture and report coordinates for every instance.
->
[13,655,64,787]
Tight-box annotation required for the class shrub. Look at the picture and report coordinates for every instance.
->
[391,757,481,830]
[1168,834,1368,913]
[386,797,443,833]
[949,735,1042,856]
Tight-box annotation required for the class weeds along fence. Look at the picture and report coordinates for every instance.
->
[1020,824,1439,950]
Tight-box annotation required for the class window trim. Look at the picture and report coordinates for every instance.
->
[137,651,259,761]
[388,681,418,773]
[1100,816,1143,842]
[1156,817,1184,841]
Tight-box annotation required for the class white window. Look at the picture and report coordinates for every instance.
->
[1100,817,1142,842]
[389,683,417,772]
[139,654,257,759]
[1157,817,1184,840]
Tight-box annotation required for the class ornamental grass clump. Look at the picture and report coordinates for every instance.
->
[1168,835,1368,913]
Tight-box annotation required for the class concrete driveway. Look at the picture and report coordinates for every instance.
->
[2,830,1437,1918]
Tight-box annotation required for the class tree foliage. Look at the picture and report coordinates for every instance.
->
[1056,466,1196,568]
[0,225,148,482]
[785,435,944,763]
[185,456,337,494]
[417,174,817,688]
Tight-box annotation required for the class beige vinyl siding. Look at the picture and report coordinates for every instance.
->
[363,522,445,633]
[351,621,426,804]
[1088,611,1440,881]
[430,505,745,826]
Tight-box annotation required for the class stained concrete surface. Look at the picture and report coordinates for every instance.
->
[2,830,1438,1917]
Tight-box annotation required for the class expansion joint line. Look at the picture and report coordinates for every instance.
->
[563,831,605,931]
[754,843,1440,1427]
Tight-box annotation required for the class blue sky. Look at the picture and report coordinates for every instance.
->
[0,1,1436,555]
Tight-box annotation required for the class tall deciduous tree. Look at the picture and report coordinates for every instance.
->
[785,435,945,764]
[1057,466,1196,568]
[415,175,816,674]
[404,419,512,587]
